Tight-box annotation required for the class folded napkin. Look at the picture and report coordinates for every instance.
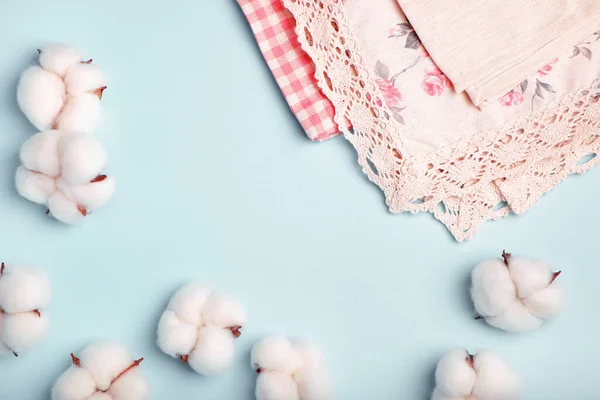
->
[283,0,600,240]
[237,0,340,141]
[397,0,600,106]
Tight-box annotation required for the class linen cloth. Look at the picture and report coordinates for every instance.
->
[397,0,600,107]
[283,0,600,240]
[237,0,340,141]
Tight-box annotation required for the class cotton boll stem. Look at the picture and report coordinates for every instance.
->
[180,355,189,363]
[466,354,475,369]
[550,271,561,285]
[228,325,242,338]
[68,352,144,392]
[71,353,81,367]
[92,86,107,100]
[77,205,87,217]
[502,250,511,266]
[91,175,107,183]
[108,357,143,387]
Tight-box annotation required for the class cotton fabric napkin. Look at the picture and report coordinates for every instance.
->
[397,0,600,106]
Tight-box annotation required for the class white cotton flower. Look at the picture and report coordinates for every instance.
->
[0,262,51,357]
[432,348,522,400]
[157,282,247,376]
[51,341,149,400]
[17,44,107,134]
[16,130,115,224]
[251,336,333,400]
[471,251,564,332]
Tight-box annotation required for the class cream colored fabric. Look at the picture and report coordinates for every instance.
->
[397,0,600,107]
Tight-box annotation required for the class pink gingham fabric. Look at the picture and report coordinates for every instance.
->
[237,0,340,141]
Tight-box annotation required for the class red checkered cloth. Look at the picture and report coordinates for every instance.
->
[237,0,340,141]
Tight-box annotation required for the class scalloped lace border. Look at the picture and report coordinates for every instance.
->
[284,0,600,241]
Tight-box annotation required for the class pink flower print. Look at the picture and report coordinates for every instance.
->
[376,78,402,107]
[499,90,524,106]
[422,68,451,96]
[537,58,558,76]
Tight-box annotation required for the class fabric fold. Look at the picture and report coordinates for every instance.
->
[237,0,340,141]
[396,0,600,106]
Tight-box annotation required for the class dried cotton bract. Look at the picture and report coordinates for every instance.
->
[18,44,107,134]
[471,251,564,332]
[16,130,115,224]
[251,336,333,400]
[157,282,247,376]
[432,348,522,400]
[51,341,149,400]
[0,262,51,357]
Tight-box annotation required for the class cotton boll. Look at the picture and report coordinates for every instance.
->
[256,371,301,400]
[56,93,102,134]
[432,349,522,400]
[471,251,564,332]
[38,44,82,77]
[295,343,334,400]
[48,192,87,224]
[17,66,65,131]
[187,326,235,376]
[58,133,107,184]
[64,63,107,97]
[87,394,113,400]
[166,282,212,326]
[157,283,245,375]
[17,131,113,223]
[79,342,133,391]
[433,349,476,398]
[0,263,51,356]
[156,310,197,358]
[251,336,302,374]
[0,312,50,354]
[56,176,115,211]
[51,367,97,400]
[470,259,515,318]
[484,301,543,333]
[203,292,247,330]
[108,369,150,400]
[252,337,332,400]
[51,342,147,400]
[522,283,564,320]
[472,350,522,399]
[15,166,56,205]
[0,264,51,313]
[509,258,554,298]
[19,130,67,178]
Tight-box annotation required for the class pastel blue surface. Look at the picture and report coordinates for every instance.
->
[1,1,599,399]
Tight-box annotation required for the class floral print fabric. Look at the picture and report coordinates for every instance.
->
[344,0,600,156]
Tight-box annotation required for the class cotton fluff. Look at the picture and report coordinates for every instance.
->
[0,262,51,357]
[16,130,115,224]
[157,282,247,376]
[17,44,107,134]
[471,251,564,332]
[51,341,149,400]
[251,336,333,400]
[432,348,522,400]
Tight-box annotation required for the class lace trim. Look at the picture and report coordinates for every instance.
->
[284,0,600,241]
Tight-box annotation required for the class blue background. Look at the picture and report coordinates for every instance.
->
[1,1,599,399]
